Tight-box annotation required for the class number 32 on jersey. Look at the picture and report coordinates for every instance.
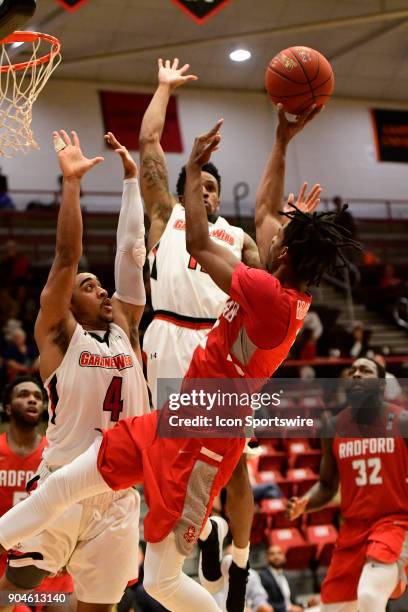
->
[352,457,383,486]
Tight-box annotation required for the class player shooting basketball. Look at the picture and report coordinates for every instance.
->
[0,113,359,612]
[139,59,324,610]
[0,130,149,612]
[286,357,408,612]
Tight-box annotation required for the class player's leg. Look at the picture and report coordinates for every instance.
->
[357,559,399,612]
[0,440,111,552]
[68,490,140,609]
[320,604,358,612]
[0,503,82,612]
[224,454,252,611]
[320,538,366,612]
[198,516,229,593]
[143,533,222,612]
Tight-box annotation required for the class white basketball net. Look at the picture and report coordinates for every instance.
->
[0,35,61,157]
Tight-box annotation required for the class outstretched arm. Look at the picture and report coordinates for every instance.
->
[185,120,240,294]
[140,58,197,250]
[286,437,339,520]
[35,131,104,379]
[255,104,320,268]
[105,132,145,360]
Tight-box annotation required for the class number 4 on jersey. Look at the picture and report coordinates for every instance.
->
[103,377,123,422]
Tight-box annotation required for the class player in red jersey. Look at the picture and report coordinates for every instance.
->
[0,376,74,611]
[0,117,359,612]
[287,357,408,612]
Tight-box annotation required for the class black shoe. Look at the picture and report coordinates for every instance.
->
[226,560,249,612]
[198,516,228,585]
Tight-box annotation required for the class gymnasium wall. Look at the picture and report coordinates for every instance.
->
[2,78,408,216]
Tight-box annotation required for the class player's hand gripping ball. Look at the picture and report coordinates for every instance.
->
[265,46,334,114]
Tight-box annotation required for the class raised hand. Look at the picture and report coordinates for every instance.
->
[284,181,322,221]
[276,103,321,146]
[53,130,104,180]
[158,57,198,90]
[187,119,223,168]
[105,132,137,179]
[286,496,309,521]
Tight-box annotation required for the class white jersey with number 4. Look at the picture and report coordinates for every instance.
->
[43,322,149,468]
[148,203,244,318]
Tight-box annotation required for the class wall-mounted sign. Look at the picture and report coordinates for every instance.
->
[55,0,89,12]
[172,0,231,24]
[371,109,408,163]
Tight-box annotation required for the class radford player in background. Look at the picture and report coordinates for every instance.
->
[0,119,359,612]
[0,376,74,611]
[0,131,149,612]
[287,357,408,612]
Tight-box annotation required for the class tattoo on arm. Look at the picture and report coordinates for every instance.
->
[141,153,169,193]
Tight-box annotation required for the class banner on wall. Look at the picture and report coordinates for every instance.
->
[172,0,231,24]
[371,109,408,163]
[99,91,183,153]
[55,0,89,11]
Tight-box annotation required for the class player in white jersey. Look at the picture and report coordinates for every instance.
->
[139,59,261,607]
[141,59,259,404]
[0,130,149,612]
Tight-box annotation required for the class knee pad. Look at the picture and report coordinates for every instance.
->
[6,564,50,590]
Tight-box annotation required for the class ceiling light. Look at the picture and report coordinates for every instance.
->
[229,49,251,62]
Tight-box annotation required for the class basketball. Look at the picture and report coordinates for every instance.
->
[265,46,334,114]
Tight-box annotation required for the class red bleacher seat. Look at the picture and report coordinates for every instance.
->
[257,448,286,473]
[286,468,318,497]
[292,449,322,471]
[268,528,316,569]
[261,498,300,529]
[255,470,292,498]
[306,524,338,566]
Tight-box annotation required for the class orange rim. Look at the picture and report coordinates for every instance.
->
[0,31,61,73]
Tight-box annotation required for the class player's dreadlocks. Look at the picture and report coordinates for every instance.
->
[279,203,361,286]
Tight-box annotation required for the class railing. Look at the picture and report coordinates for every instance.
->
[3,189,408,219]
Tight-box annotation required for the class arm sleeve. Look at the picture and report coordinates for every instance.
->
[230,263,291,349]
[113,178,146,306]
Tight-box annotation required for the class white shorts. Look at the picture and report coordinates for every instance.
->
[143,318,211,409]
[9,463,140,604]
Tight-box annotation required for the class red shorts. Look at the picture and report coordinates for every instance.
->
[321,516,408,604]
[35,571,74,593]
[97,412,245,555]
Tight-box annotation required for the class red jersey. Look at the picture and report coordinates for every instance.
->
[186,263,311,379]
[98,264,311,547]
[333,405,408,522]
[0,433,47,517]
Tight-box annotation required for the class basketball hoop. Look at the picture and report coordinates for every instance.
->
[0,31,61,157]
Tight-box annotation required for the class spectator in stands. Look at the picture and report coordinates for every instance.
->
[0,174,15,210]
[2,326,39,382]
[0,240,30,298]
[379,263,402,289]
[258,545,315,612]
[372,351,404,404]
[343,321,371,358]
[295,311,323,361]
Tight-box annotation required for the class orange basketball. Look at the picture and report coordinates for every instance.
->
[265,46,334,114]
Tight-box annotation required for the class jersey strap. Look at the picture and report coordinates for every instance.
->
[153,309,216,330]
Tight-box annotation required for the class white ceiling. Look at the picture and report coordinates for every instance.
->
[13,0,408,101]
